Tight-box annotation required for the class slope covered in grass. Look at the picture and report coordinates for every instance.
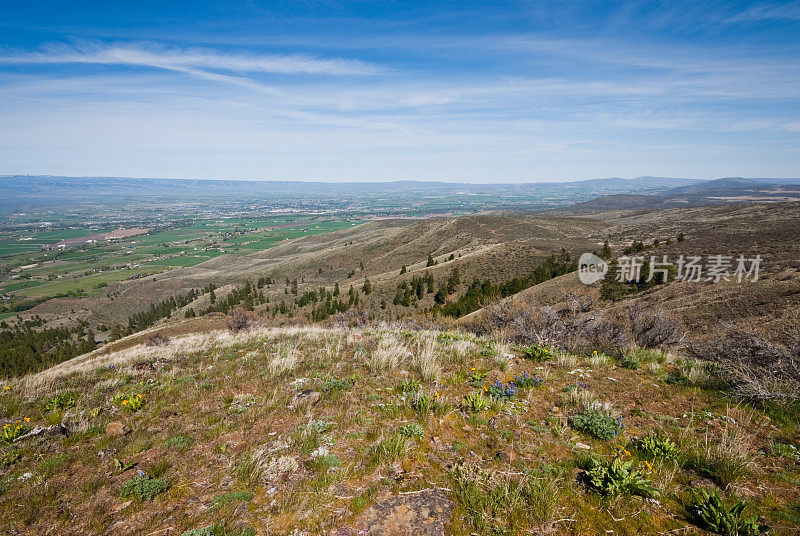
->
[0,325,798,535]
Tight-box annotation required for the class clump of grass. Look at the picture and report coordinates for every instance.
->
[491,342,514,371]
[181,525,256,536]
[688,488,769,536]
[462,391,491,413]
[311,451,343,470]
[368,432,409,466]
[620,357,641,370]
[212,491,254,508]
[44,392,76,412]
[164,435,192,449]
[412,338,440,381]
[581,455,659,498]
[396,379,420,393]
[409,391,443,414]
[267,343,300,376]
[239,448,299,484]
[369,334,408,371]
[399,422,425,437]
[518,344,552,362]
[569,407,624,440]
[450,463,563,534]
[120,475,170,500]
[772,441,799,461]
[631,432,679,460]
[684,417,754,489]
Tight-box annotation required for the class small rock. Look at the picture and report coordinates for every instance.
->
[106,421,131,437]
[496,449,516,463]
[574,442,592,450]
[290,390,321,409]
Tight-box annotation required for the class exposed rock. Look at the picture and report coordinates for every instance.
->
[290,389,321,409]
[16,424,68,441]
[496,448,516,462]
[344,488,453,536]
[106,421,131,437]
[574,442,592,450]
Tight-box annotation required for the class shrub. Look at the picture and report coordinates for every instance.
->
[628,305,684,348]
[569,408,624,440]
[466,368,489,387]
[409,391,441,414]
[518,344,552,361]
[620,357,640,370]
[120,475,170,500]
[397,379,420,393]
[226,308,258,333]
[113,387,146,412]
[1,418,30,442]
[462,391,491,413]
[144,332,170,347]
[321,374,356,392]
[582,455,659,498]
[44,392,76,412]
[0,450,22,467]
[399,423,425,437]
[631,433,679,459]
[688,488,769,536]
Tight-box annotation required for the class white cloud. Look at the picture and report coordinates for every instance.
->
[0,41,382,76]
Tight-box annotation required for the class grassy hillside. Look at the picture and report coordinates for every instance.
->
[0,323,798,535]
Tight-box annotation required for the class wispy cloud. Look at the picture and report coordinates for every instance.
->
[0,42,382,77]
[726,2,800,23]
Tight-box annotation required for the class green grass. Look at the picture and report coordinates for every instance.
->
[14,266,168,298]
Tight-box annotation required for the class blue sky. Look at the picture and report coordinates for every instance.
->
[1,1,798,182]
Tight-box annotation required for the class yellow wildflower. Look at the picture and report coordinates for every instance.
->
[122,400,128,405]
[643,460,653,471]
[24,417,30,422]
[3,386,10,390]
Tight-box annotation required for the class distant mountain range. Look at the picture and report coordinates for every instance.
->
[1,174,798,211]
[570,177,800,211]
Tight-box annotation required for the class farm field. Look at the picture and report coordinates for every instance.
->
[0,215,364,308]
